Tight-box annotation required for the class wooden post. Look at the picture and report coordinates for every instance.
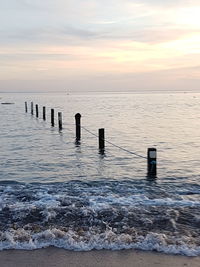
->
[75,113,81,140]
[31,102,34,115]
[58,112,62,131]
[25,102,28,113]
[51,109,55,127]
[147,148,157,177]
[99,128,105,152]
[35,104,39,118]
[43,106,46,120]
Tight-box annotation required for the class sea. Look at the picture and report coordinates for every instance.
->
[0,91,200,256]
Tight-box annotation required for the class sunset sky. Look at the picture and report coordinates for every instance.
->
[0,0,200,92]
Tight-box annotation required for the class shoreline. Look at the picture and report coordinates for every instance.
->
[0,247,199,267]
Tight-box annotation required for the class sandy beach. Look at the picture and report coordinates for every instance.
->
[0,248,199,267]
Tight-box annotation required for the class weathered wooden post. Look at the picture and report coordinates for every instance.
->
[147,148,157,177]
[43,106,46,120]
[25,102,28,113]
[99,128,105,152]
[75,113,81,140]
[51,108,55,127]
[36,104,39,118]
[58,112,62,131]
[31,102,34,115]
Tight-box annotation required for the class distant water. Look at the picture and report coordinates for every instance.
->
[0,91,200,256]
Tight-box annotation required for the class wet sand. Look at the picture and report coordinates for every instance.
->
[0,247,199,267]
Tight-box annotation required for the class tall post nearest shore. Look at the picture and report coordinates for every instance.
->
[51,109,55,127]
[75,113,81,141]
[147,148,157,177]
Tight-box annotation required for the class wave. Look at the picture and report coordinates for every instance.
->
[1,228,200,256]
[0,180,200,256]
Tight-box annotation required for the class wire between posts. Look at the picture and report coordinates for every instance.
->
[81,125,147,159]
[81,126,99,138]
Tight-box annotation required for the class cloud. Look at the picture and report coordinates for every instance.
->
[128,28,199,44]
[0,52,76,61]
[0,24,198,47]
[61,26,98,39]
[1,0,199,45]
[1,64,200,93]
[0,0,199,92]
[0,26,100,45]
[133,0,200,7]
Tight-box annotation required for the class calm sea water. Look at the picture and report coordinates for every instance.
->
[0,91,200,255]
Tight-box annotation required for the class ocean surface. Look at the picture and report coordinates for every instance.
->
[0,91,200,256]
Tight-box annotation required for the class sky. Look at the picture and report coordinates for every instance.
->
[0,0,200,92]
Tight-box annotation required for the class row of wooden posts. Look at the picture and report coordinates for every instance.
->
[25,101,105,149]
[25,101,157,177]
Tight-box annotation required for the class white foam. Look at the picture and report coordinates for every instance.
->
[88,194,200,210]
[0,228,200,256]
[0,183,200,256]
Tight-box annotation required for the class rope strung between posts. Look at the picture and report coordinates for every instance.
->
[25,103,157,176]
[25,103,147,159]
[81,125,147,159]
[81,126,99,138]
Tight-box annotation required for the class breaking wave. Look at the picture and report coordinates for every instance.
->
[0,180,200,256]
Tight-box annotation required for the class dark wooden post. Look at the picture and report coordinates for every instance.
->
[51,109,55,127]
[147,148,157,177]
[25,102,28,113]
[58,112,62,131]
[43,106,46,120]
[31,102,34,115]
[75,113,81,140]
[35,104,39,118]
[99,128,105,151]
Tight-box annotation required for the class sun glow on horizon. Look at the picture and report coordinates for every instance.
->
[176,6,200,28]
